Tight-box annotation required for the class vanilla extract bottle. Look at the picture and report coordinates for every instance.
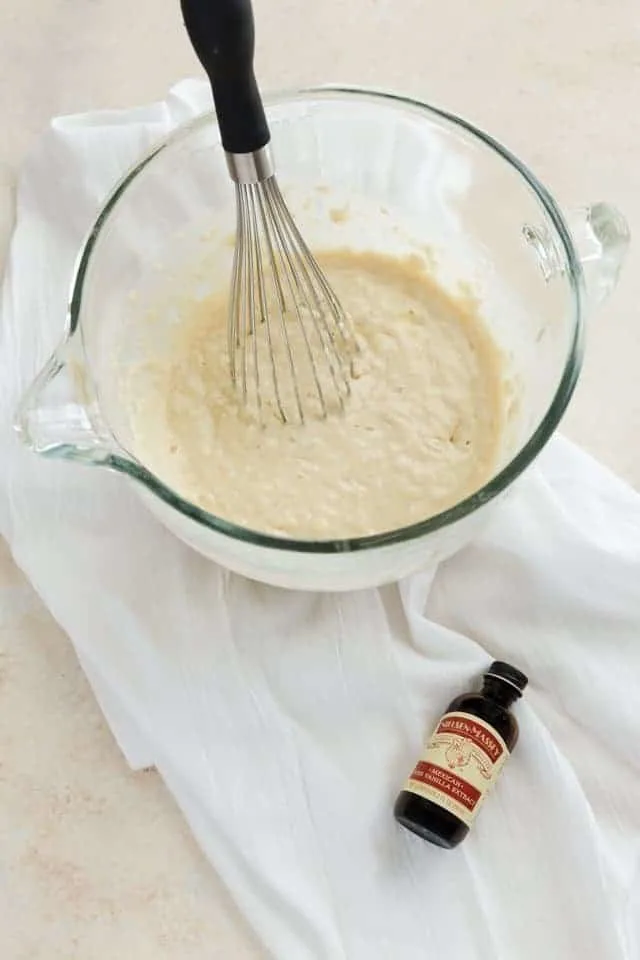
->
[394,661,528,848]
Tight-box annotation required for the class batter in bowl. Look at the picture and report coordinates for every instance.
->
[122,250,506,539]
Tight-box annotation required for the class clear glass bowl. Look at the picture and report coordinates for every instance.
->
[16,87,629,590]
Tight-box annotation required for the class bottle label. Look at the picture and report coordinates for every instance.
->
[403,711,509,827]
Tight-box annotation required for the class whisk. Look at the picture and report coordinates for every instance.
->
[181,0,357,424]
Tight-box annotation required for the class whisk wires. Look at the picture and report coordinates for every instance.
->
[228,177,357,425]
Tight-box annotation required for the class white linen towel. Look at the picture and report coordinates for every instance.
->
[1,80,639,960]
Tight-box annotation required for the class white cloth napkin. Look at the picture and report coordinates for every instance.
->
[2,80,640,960]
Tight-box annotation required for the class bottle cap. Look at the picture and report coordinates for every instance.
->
[484,661,528,695]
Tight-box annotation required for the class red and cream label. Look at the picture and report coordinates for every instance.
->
[404,712,509,826]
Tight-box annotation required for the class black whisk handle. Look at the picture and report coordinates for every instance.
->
[181,0,270,154]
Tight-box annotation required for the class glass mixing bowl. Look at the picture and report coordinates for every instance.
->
[16,87,629,591]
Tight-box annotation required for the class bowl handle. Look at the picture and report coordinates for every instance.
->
[15,343,113,465]
[523,202,630,308]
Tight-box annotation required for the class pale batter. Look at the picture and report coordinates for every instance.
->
[122,251,506,539]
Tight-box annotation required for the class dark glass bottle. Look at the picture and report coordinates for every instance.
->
[394,661,528,849]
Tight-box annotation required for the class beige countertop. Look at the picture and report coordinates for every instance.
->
[1,0,639,956]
